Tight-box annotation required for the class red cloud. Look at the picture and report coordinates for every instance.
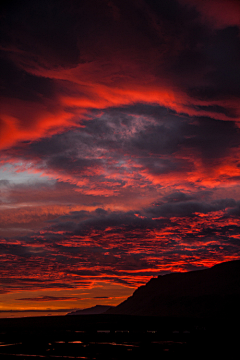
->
[1,0,240,150]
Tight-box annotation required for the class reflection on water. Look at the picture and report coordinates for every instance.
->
[0,314,236,359]
[0,314,218,359]
[91,342,138,347]
[0,355,89,358]
[0,337,187,359]
[68,341,83,344]
[97,330,110,333]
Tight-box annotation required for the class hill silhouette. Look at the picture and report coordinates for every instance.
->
[67,305,114,315]
[106,260,240,318]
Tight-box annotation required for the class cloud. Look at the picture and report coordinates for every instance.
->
[146,197,236,218]
[1,0,240,300]
[180,0,240,29]
[1,0,240,150]
[3,105,240,200]
[93,296,110,299]
[17,296,82,301]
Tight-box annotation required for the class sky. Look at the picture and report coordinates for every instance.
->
[1,0,240,312]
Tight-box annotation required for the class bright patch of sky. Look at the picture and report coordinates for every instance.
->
[0,163,55,186]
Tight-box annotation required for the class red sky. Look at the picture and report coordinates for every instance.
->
[1,0,240,312]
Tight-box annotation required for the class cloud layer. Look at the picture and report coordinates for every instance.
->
[1,0,240,309]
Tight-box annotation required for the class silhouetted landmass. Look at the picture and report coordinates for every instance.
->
[0,260,240,358]
[67,305,114,315]
[107,260,240,317]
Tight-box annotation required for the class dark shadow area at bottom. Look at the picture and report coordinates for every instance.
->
[0,314,238,359]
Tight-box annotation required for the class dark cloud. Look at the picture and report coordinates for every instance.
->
[1,0,85,68]
[20,195,238,242]
[17,296,82,301]
[0,243,46,258]
[4,105,240,186]
[49,210,154,237]
[227,201,240,216]
[93,296,110,299]
[161,192,196,203]
[0,55,55,103]
[183,116,240,161]
[188,26,240,100]
[1,0,240,109]
[193,105,238,119]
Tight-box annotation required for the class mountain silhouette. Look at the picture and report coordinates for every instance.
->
[107,260,240,318]
[67,305,114,315]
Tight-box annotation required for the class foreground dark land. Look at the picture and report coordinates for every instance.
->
[0,314,239,359]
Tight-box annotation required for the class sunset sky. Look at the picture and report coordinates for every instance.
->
[1,0,240,312]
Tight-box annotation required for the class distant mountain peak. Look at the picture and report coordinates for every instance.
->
[67,305,114,316]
